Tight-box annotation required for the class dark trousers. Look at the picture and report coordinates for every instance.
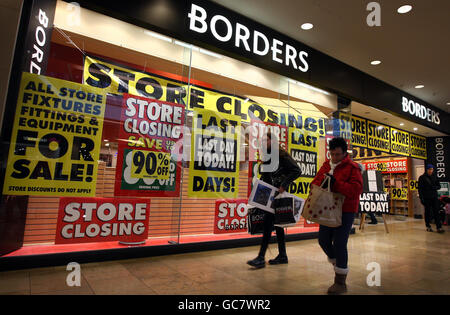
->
[258,212,286,258]
[318,212,355,270]
[424,199,442,229]
[368,212,377,223]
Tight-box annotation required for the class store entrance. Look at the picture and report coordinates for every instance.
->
[352,148,425,220]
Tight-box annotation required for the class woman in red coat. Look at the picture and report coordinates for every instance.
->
[311,137,363,294]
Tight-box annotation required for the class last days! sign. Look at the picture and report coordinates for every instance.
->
[3,73,105,197]
[188,109,241,198]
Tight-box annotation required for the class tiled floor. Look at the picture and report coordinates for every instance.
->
[0,219,449,295]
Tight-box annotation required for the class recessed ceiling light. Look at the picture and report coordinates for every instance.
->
[371,60,381,65]
[301,23,314,30]
[413,127,418,131]
[397,5,412,14]
[415,85,424,89]
[447,102,450,105]
[400,123,404,126]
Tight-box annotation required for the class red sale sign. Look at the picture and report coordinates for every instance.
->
[114,94,185,197]
[214,199,248,234]
[55,198,150,244]
[362,159,407,173]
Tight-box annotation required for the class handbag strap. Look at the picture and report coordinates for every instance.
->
[320,176,331,192]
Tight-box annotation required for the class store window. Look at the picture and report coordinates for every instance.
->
[0,1,345,258]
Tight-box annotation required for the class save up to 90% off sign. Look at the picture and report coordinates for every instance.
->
[131,150,171,180]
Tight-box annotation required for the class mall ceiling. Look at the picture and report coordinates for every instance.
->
[211,0,450,113]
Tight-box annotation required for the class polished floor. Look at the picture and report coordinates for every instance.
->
[0,218,449,295]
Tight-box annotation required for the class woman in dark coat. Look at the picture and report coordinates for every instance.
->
[247,131,301,268]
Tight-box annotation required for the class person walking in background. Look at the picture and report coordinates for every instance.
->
[247,131,301,269]
[311,137,363,294]
[418,164,445,233]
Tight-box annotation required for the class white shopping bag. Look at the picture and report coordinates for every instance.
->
[248,179,278,214]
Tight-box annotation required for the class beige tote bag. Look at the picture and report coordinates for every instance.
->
[302,176,345,227]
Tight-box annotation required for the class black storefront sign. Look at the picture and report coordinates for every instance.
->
[426,137,450,182]
[72,0,450,135]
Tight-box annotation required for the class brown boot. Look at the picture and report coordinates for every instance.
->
[327,272,348,295]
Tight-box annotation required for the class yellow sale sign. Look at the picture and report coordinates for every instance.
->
[390,127,410,156]
[410,133,427,159]
[391,188,408,200]
[3,73,106,196]
[367,120,390,153]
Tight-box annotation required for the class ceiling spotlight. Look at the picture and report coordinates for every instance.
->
[301,23,314,30]
[370,60,381,65]
[415,85,424,89]
[413,127,418,131]
[447,102,450,105]
[397,5,412,14]
[400,123,404,126]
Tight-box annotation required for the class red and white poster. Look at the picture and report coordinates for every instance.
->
[362,159,407,173]
[114,94,185,197]
[214,199,248,234]
[55,197,151,244]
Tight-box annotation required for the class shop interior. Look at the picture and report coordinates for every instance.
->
[349,101,447,222]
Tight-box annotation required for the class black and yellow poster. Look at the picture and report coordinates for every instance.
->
[188,109,241,198]
[390,127,410,157]
[391,187,408,200]
[288,119,319,199]
[410,133,427,159]
[351,116,368,147]
[367,120,390,153]
[338,112,352,140]
[3,72,106,196]
[83,56,324,129]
